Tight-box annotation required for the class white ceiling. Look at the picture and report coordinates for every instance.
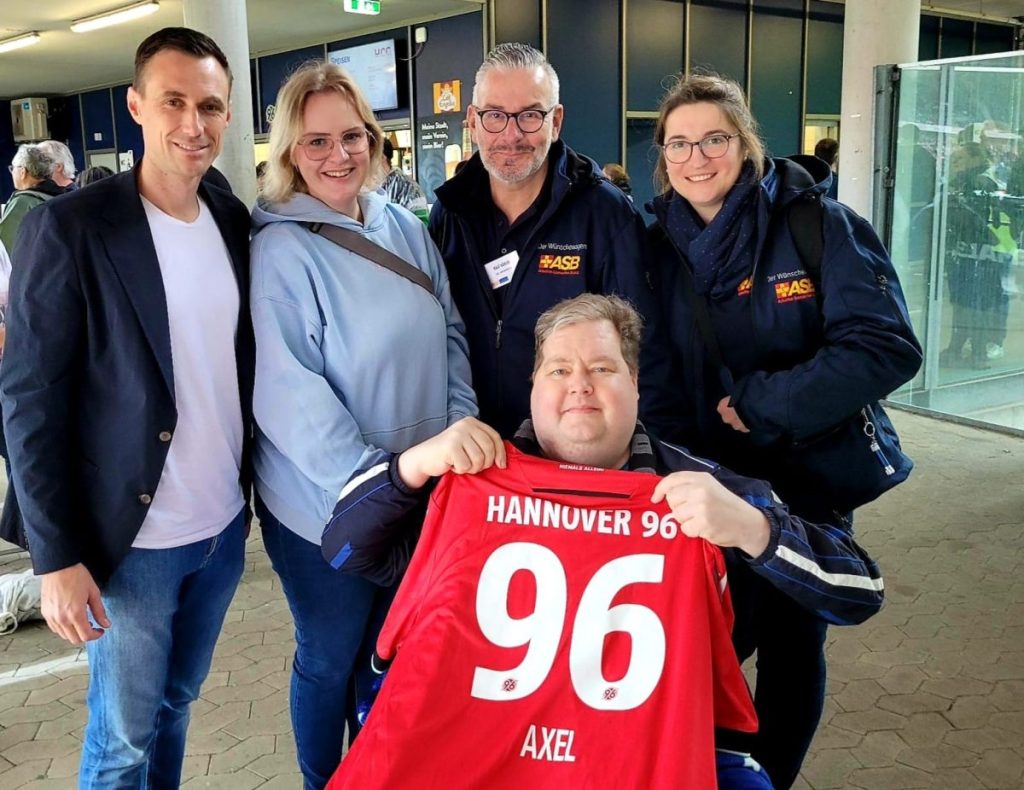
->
[0,0,1020,99]
[920,0,1024,19]
[0,0,484,98]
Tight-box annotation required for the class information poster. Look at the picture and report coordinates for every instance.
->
[417,117,453,202]
[433,80,461,114]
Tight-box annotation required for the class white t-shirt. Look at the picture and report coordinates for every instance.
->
[133,196,245,549]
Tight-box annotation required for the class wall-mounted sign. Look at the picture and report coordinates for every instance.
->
[433,80,461,114]
[343,0,381,15]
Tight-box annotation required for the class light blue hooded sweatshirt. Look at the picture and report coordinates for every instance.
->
[250,190,477,543]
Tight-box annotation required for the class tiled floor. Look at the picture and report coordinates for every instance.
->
[0,409,1021,789]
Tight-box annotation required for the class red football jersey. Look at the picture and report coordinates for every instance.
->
[329,446,757,790]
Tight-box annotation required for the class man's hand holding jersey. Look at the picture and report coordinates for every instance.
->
[396,417,506,490]
[651,472,771,558]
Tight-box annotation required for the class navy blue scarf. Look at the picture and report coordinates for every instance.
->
[664,160,760,297]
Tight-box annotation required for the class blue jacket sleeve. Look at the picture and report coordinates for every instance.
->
[713,464,884,626]
[321,450,429,587]
[732,205,922,444]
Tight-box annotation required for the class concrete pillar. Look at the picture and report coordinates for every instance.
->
[839,0,919,219]
[183,0,256,207]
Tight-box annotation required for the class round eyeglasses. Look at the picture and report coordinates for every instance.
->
[296,129,373,161]
[661,133,740,164]
[474,106,555,134]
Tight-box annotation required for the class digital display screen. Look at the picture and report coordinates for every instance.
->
[327,39,399,112]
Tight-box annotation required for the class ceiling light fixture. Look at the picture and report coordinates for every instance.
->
[0,32,41,53]
[71,1,160,34]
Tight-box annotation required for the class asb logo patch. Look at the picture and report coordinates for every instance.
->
[737,276,753,297]
[538,254,582,275]
[774,277,816,303]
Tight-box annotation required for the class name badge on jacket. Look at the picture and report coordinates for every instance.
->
[484,250,519,290]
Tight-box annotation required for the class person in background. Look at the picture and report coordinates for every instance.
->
[647,74,920,788]
[602,161,633,200]
[429,42,673,440]
[378,138,428,222]
[941,141,1014,368]
[0,239,9,340]
[75,165,115,189]
[813,137,839,200]
[38,140,78,192]
[0,144,62,252]
[249,59,480,789]
[0,27,253,786]
[0,239,9,470]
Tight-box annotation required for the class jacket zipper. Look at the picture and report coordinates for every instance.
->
[861,408,895,476]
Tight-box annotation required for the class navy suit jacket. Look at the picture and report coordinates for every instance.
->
[0,167,255,585]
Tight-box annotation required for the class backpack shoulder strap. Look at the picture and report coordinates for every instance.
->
[786,194,825,287]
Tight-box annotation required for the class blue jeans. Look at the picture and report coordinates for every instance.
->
[730,561,828,790]
[79,508,246,790]
[258,500,391,790]
[716,750,775,789]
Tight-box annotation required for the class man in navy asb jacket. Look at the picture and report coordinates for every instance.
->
[429,43,674,438]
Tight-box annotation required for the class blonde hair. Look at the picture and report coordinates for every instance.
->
[262,60,384,204]
[533,294,643,376]
[653,73,765,195]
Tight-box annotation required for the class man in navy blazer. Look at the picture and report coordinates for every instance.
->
[0,28,254,788]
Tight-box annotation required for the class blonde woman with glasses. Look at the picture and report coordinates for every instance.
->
[250,60,487,789]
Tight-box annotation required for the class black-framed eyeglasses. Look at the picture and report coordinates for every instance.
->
[661,133,740,164]
[296,129,374,161]
[473,106,555,134]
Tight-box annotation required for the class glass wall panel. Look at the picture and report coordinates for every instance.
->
[750,0,804,157]
[689,0,748,89]
[887,52,1024,431]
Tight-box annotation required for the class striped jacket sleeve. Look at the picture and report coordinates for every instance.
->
[656,441,883,626]
[320,449,429,587]
[714,464,884,626]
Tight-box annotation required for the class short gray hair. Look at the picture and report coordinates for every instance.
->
[473,42,560,105]
[11,144,54,181]
[533,294,643,376]
[38,140,76,179]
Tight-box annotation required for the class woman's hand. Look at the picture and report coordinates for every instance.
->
[717,396,750,433]
[651,471,771,557]
[396,417,506,489]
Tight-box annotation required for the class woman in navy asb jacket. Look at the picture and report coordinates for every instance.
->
[646,74,921,790]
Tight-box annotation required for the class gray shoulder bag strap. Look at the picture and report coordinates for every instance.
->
[305,221,434,295]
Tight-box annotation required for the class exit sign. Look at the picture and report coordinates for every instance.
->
[344,0,381,14]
